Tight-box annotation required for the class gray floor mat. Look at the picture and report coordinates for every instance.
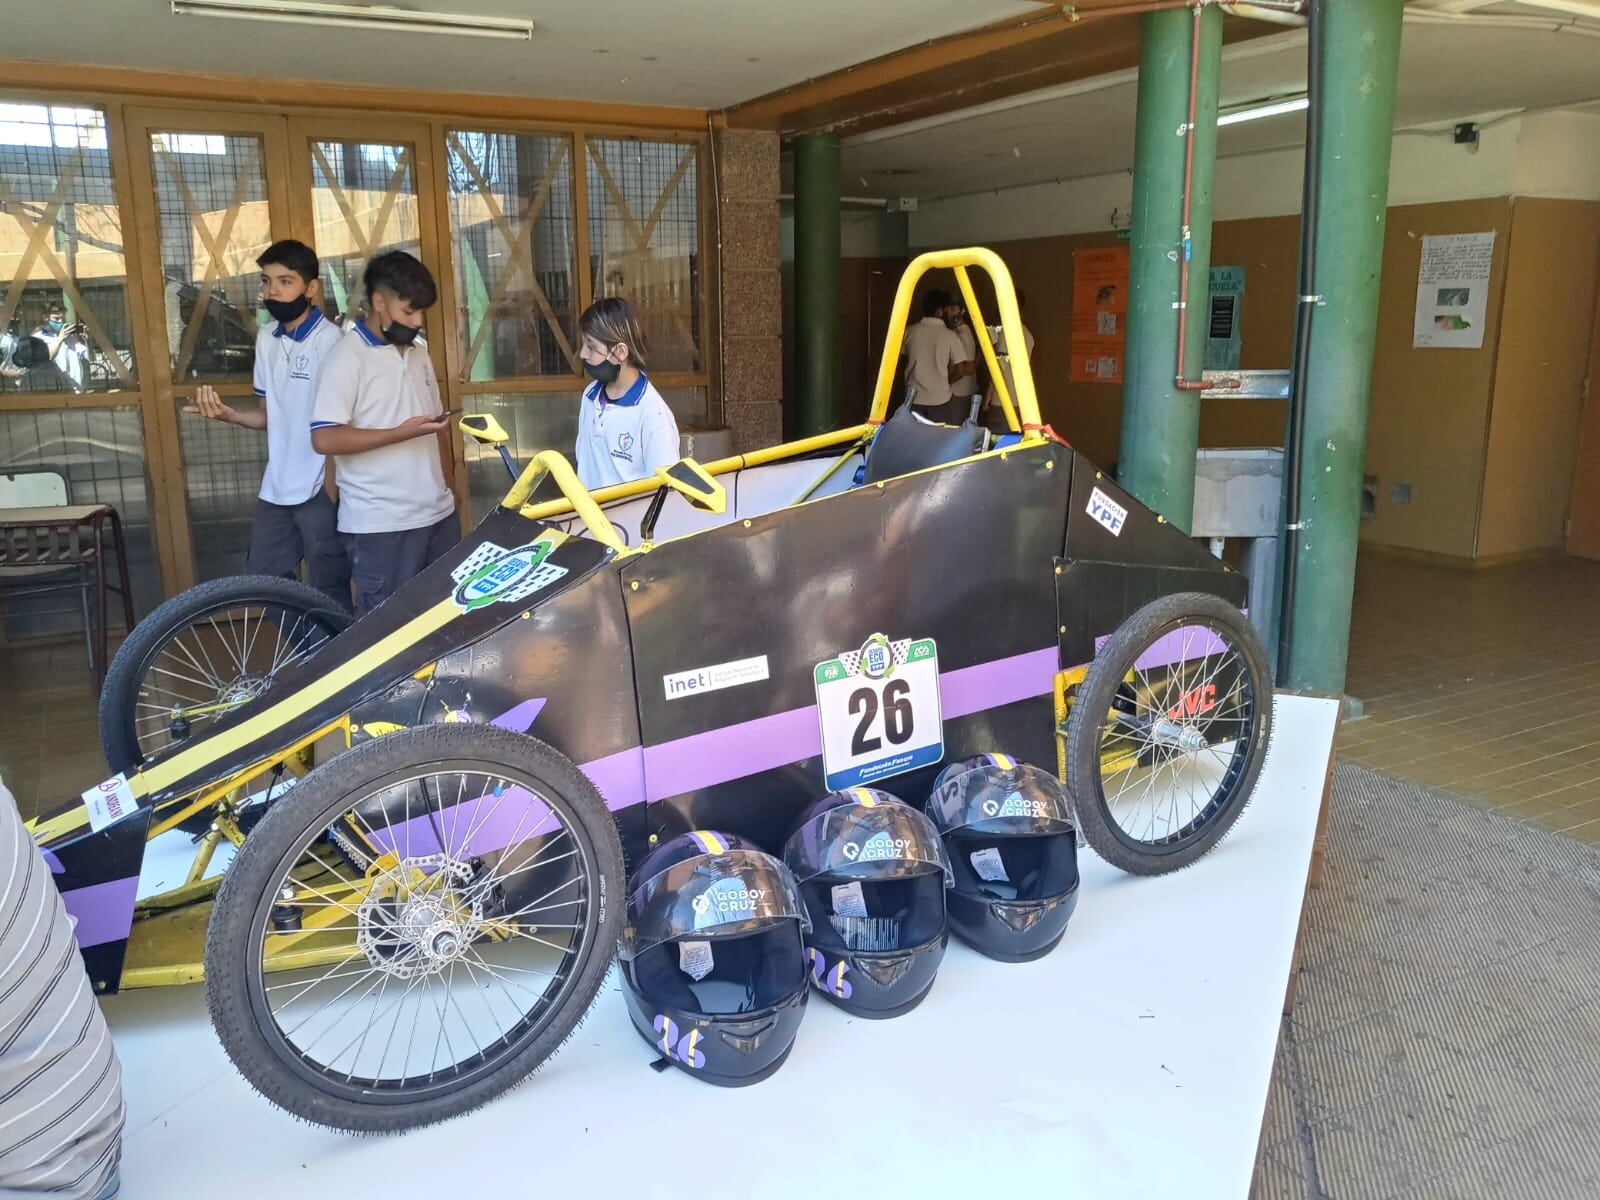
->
[1251,760,1600,1200]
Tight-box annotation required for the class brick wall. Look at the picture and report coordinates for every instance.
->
[714,129,784,452]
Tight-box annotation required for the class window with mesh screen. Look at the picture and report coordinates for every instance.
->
[308,140,422,327]
[585,138,700,375]
[447,131,577,381]
[177,392,269,581]
[0,104,136,395]
[462,392,583,520]
[0,407,159,638]
[149,130,270,381]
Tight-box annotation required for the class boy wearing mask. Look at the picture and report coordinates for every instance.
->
[184,239,350,602]
[311,250,458,617]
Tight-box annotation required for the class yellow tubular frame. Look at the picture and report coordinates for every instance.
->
[500,449,628,553]
[869,246,1040,437]
[512,426,871,523]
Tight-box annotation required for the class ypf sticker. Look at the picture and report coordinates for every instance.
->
[1087,487,1128,537]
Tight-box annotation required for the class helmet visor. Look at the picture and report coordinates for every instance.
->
[783,804,953,886]
[622,848,809,960]
[926,763,1075,837]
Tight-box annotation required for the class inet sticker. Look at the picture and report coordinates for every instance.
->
[451,538,567,611]
[81,774,136,833]
[663,655,769,701]
[1087,486,1128,537]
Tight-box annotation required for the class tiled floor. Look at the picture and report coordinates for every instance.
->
[0,638,119,824]
[1341,552,1600,842]
[1253,762,1600,1199]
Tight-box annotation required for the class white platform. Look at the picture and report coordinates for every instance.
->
[104,694,1337,1200]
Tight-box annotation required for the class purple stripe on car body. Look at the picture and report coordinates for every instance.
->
[643,646,1059,802]
[1093,625,1226,672]
[60,876,140,949]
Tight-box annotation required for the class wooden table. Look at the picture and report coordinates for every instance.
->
[0,503,136,689]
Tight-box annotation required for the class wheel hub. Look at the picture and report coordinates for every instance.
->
[1150,717,1210,754]
[223,675,269,706]
[356,855,482,979]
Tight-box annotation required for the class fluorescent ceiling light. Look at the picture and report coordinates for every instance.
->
[1217,94,1309,126]
[169,1,534,40]
[1512,0,1600,17]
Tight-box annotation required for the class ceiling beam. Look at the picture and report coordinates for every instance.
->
[0,57,710,132]
[720,5,1281,136]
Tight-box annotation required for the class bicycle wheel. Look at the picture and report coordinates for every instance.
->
[203,723,624,1132]
[99,575,351,772]
[1064,592,1273,876]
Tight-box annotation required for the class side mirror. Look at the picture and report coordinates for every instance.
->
[459,413,510,445]
[640,457,728,542]
[460,413,518,479]
[654,458,726,514]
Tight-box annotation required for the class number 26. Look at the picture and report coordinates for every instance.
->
[849,679,914,755]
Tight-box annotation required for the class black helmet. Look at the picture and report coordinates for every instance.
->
[620,830,810,1086]
[782,787,952,1019]
[926,754,1080,962]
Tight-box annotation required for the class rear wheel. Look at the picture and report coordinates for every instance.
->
[99,575,351,773]
[203,723,624,1132]
[1064,592,1272,876]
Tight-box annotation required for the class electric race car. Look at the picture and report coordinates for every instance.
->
[30,249,1273,1132]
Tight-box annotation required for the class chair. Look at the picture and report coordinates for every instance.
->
[0,470,136,689]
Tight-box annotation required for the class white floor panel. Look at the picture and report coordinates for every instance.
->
[104,693,1337,1200]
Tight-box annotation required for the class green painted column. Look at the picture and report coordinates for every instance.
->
[1119,5,1221,534]
[792,132,842,437]
[1282,0,1404,693]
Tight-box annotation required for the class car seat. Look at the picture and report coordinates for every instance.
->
[858,401,988,486]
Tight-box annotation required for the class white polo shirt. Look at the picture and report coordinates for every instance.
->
[252,306,343,506]
[575,372,680,490]
[902,316,966,409]
[311,323,455,534]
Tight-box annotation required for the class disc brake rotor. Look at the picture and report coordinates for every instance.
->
[356,855,484,980]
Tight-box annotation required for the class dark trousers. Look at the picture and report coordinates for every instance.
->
[248,491,351,606]
[345,511,460,618]
[911,396,971,426]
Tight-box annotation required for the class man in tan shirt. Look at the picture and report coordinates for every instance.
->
[901,289,973,425]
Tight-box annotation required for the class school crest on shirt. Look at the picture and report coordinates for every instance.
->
[612,431,635,465]
[291,352,311,381]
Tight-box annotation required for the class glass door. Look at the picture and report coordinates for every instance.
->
[123,107,293,589]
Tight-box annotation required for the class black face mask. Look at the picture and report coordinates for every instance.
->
[383,321,422,347]
[263,295,309,324]
[583,358,621,384]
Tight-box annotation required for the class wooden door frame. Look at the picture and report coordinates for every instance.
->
[120,106,295,592]
[284,116,463,513]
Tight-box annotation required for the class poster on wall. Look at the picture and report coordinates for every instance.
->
[1070,246,1129,383]
[1412,232,1495,349]
[1205,265,1244,371]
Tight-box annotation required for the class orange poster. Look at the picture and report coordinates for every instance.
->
[1070,246,1129,383]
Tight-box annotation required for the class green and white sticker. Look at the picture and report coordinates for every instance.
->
[450,538,567,611]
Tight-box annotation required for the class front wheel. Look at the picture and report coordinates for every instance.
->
[1064,592,1273,876]
[99,574,351,773]
[203,724,624,1132]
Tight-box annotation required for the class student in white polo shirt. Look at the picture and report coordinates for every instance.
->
[311,251,458,617]
[575,297,680,491]
[901,288,973,425]
[184,239,350,602]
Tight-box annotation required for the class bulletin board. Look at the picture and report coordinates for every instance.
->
[1070,246,1129,383]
